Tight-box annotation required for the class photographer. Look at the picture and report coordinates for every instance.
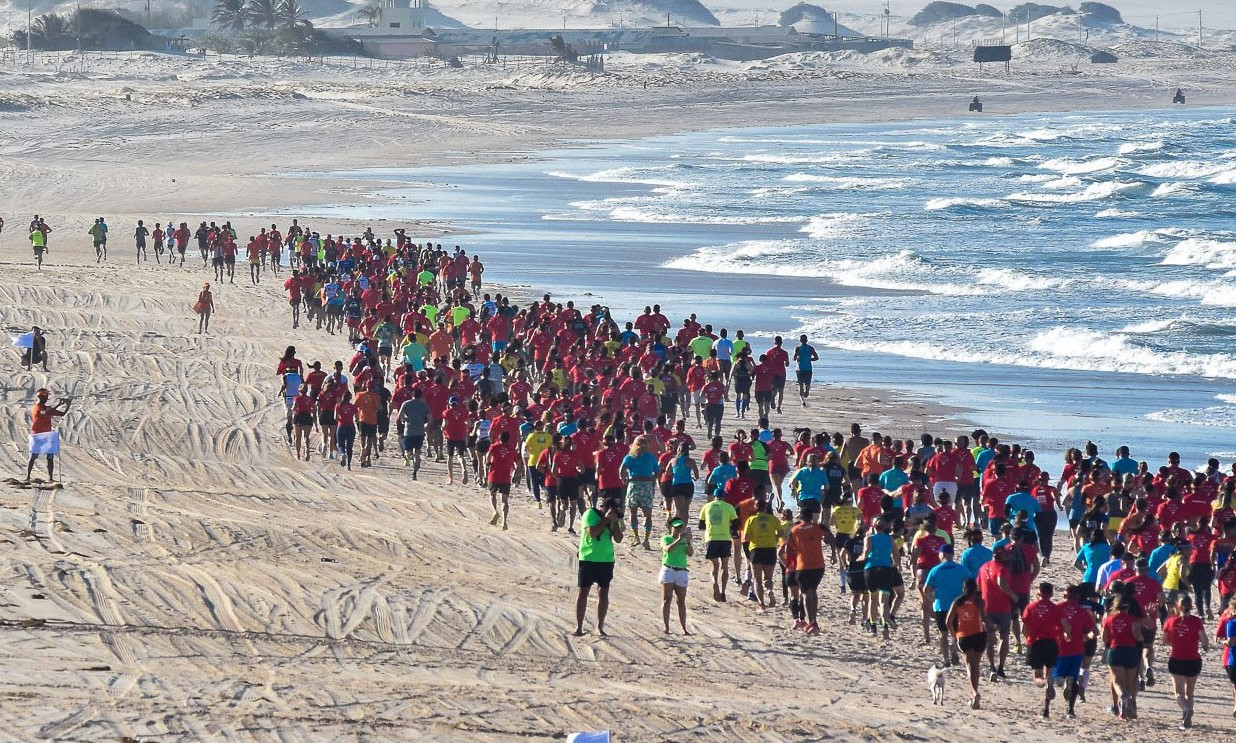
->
[574,497,624,637]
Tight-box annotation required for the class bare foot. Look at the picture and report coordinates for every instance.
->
[598,628,608,637]
[682,629,691,636]
[572,629,587,637]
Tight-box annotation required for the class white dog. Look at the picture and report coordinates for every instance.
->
[928,664,947,705]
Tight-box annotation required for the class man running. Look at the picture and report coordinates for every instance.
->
[792,334,819,407]
[1023,582,1071,718]
[396,387,430,479]
[699,487,738,602]
[486,431,519,530]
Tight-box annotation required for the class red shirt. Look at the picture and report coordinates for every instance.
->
[1163,614,1205,661]
[1103,611,1139,648]
[764,346,789,376]
[1021,598,1065,644]
[334,401,357,427]
[723,476,754,509]
[701,380,726,405]
[595,445,626,490]
[978,560,1012,614]
[1126,574,1161,612]
[486,444,518,485]
[1057,600,1096,656]
[443,406,471,441]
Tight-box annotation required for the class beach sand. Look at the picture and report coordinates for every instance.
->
[2,50,1234,740]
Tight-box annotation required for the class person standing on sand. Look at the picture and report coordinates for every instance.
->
[660,516,694,634]
[575,496,624,637]
[26,388,70,483]
[193,282,214,334]
[134,220,149,263]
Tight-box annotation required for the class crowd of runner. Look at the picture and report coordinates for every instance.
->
[26,217,1236,729]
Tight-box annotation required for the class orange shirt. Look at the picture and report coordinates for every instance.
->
[736,497,759,541]
[789,523,826,571]
[353,391,379,425]
[31,403,56,434]
[429,329,452,360]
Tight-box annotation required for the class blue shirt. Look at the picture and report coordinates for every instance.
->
[865,532,894,568]
[879,468,909,493]
[620,329,639,345]
[795,344,816,371]
[1111,456,1139,477]
[925,560,968,612]
[707,463,737,490]
[620,452,659,479]
[1005,491,1042,529]
[959,545,993,577]
[1076,542,1112,584]
[974,448,995,475]
[791,467,828,501]
[1148,543,1176,583]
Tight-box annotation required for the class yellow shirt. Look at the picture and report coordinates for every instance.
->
[744,513,782,550]
[831,504,860,536]
[1162,553,1186,590]
[523,431,554,467]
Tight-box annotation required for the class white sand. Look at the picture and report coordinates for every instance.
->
[2,49,1234,739]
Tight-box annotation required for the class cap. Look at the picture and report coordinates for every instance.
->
[448,396,460,404]
[669,518,685,528]
[939,543,954,555]
[36,388,50,396]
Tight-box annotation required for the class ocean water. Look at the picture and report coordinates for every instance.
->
[303,107,1236,468]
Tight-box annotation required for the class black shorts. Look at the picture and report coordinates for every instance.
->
[475,439,490,456]
[402,434,424,451]
[1227,664,1236,685]
[578,560,614,589]
[1014,593,1030,613]
[797,567,825,591]
[958,632,988,654]
[750,547,777,566]
[734,378,751,394]
[934,610,949,634]
[558,477,580,500]
[292,411,314,426]
[358,422,377,438]
[600,487,623,502]
[864,566,896,592]
[1027,639,1059,670]
[318,412,336,428]
[847,570,866,592]
[1167,658,1202,678]
[579,468,597,486]
[212,256,223,266]
[771,376,785,392]
[447,439,467,456]
[705,540,732,560]
[1106,646,1140,669]
[785,570,799,587]
[670,483,694,499]
[1083,637,1098,658]
[796,370,813,384]
[378,347,392,358]
[1142,626,1157,645]
[755,390,773,404]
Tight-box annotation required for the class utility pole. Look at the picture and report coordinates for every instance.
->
[1155,15,1159,43]
[1197,9,1203,49]
[833,11,838,38]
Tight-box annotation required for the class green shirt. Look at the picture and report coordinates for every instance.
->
[30,230,45,248]
[749,440,769,472]
[420,304,439,324]
[402,341,428,371]
[417,269,434,286]
[733,338,749,358]
[662,534,689,569]
[578,508,615,563]
[699,499,738,542]
[449,305,470,327]
[689,335,713,362]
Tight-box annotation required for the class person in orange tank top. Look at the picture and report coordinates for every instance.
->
[27,388,71,482]
[946,578,989,709]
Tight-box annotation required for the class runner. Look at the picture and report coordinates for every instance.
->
[744,494,782,613]
[923,543,967,666]
[699,487,738,602]
[659,516,694,634]
[1053,584,1098,719]
[620,435,660,549]
[791,334,818,407]
[787,505,831,634]
[396,387,430,479]
[1103,592,1145,720]
[945,578,988,709]
[134,220,149,263]
[664,442,699,523]
[193,282,214,334]
[486,430,519,530]
[1162,594,1209,729]
[1022,582,1070,718]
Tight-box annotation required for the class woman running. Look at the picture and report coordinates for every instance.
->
[664,442,699,523]
[335,390,358,470]
[659,516,694,634]
[731,350,753,420]
[1219,595,1236,717]
[946,578,989,709]
[744,495,781,613]
[1102,594,1144,720]
[193,282,214,334]
[1162,594,1209,729]
[290,383,315,461]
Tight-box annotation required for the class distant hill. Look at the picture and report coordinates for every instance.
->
[1007,3,1074,22]
[1078,1,1122,24]
[909,2,985,26]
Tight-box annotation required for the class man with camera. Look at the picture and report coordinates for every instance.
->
[574,497,625,637]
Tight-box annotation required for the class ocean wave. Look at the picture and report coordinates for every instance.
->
[742,153,853,165]
[1211,169,1236,185]
[1146,405,1236,427]
[605,206,808,225]
[799,212,875,239]
[1118,316,1236,337]
[975,267,1071,292]
[1038,156,1122,175]
[1135,279,1236,308]
[782,173,911,190]
[1118,141,1164,155]
[1091,228,1189,249]
[544,167,693,189]
[1136,161,1232,179]
[984,156,1015,167]
[1006,181,1144,205]
[1151,182,1197,198]
[923,196,1005,211]
[661,240,803,275]
[1161,238,1236,270]
[750,186,810,198]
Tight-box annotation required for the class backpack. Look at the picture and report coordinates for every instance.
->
[1001,544,1029,575]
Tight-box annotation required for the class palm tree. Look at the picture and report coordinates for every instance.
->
[211,0,247,31]
[31,12,70,48]
[276,0,306,29]
[246,0,279,29]
[358,4,381,27]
